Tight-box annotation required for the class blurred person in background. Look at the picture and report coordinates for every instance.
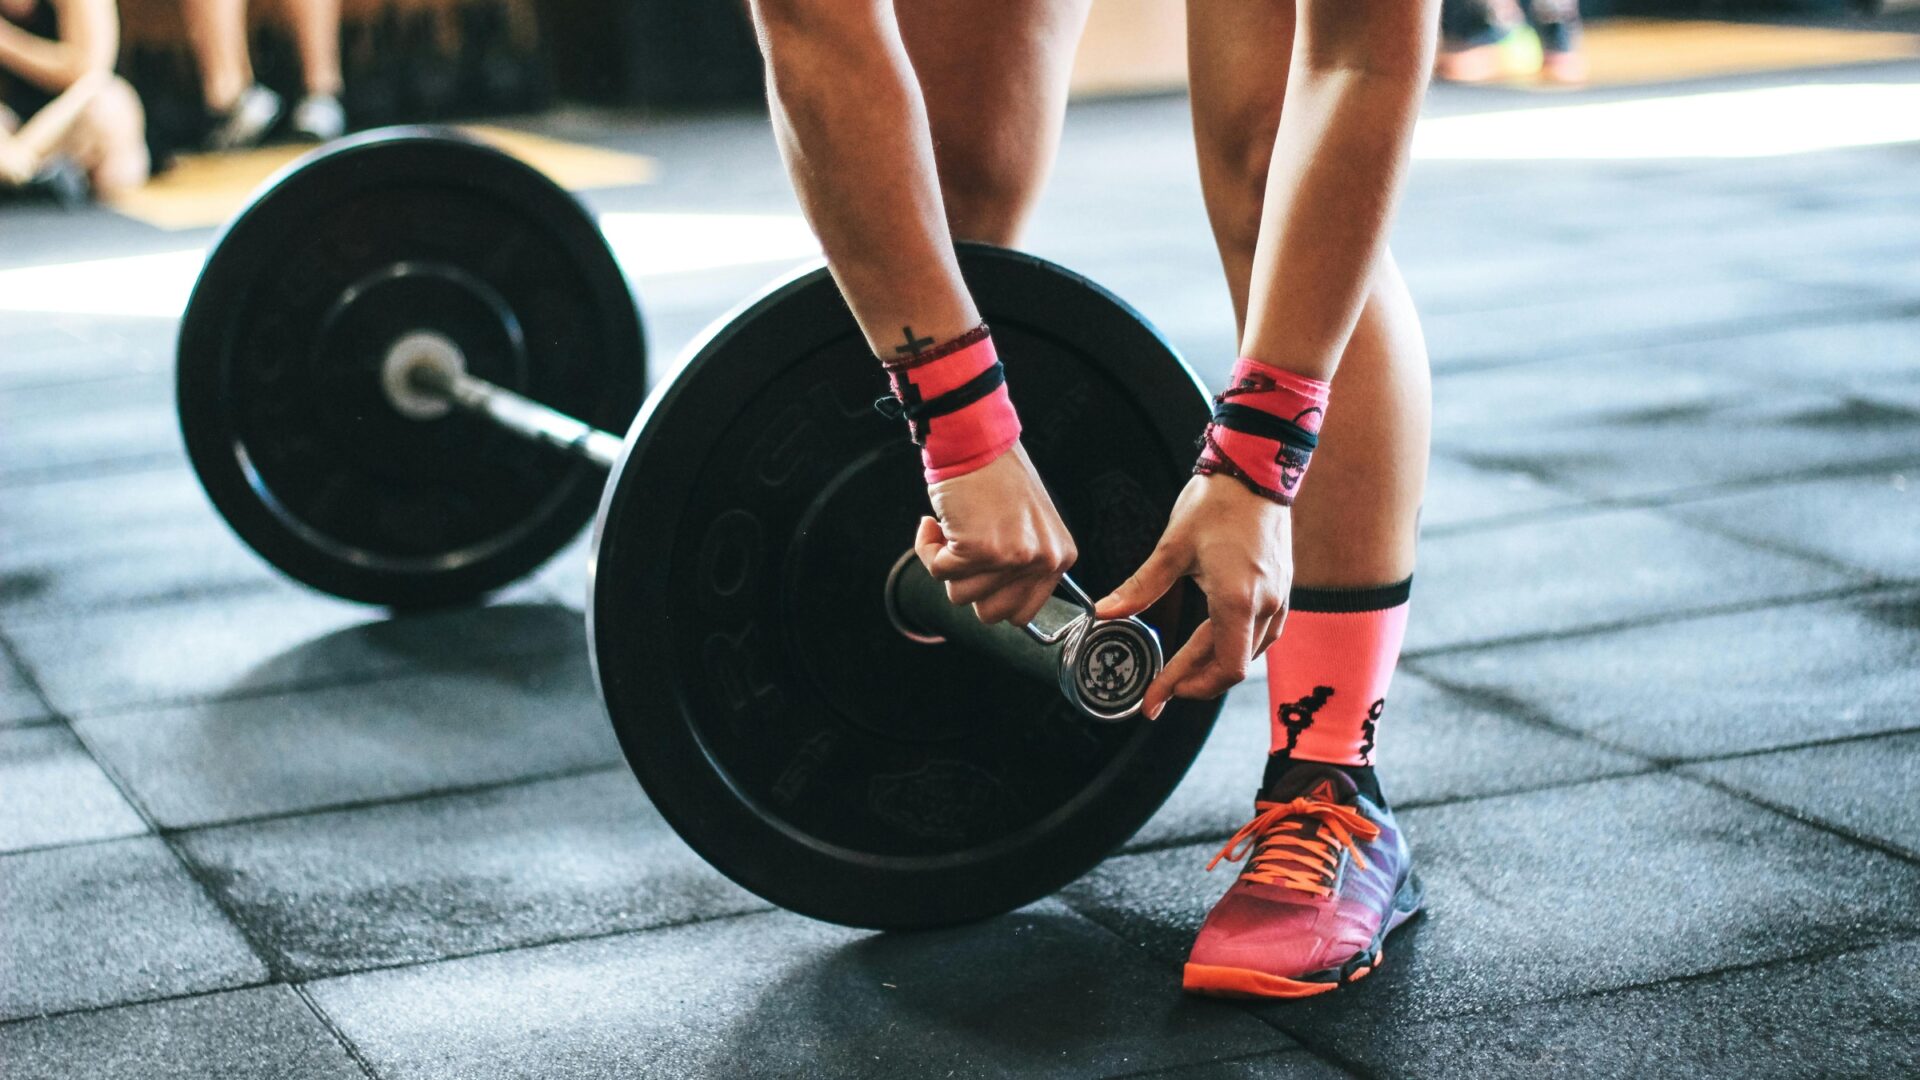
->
[182,0,344,148]
[1436,0,1587,85]
[0,0,149,199]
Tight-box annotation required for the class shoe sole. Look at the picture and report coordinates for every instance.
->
[1182,871,1425,1000]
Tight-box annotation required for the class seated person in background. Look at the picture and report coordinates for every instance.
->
[0,0,149,198]
[182,0,345,148]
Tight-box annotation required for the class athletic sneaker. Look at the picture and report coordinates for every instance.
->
[1433,24,1543,84]
[1183,761,1423,999]
[290,94,348,142]
[1536,21,1589,86]
[206,84,282,151]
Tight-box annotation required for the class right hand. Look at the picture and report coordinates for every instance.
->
[0,140,35,187]
[914,441,1077,626]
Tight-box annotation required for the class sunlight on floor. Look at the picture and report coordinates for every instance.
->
[0,211,820,319]
[1413,83,1920,160]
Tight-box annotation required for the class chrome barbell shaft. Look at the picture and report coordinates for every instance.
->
[411,365,623,469]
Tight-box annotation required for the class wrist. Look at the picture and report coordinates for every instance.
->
[1192,356,1330,505]
[876,324,1022,484]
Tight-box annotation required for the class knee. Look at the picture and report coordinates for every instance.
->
[81,79,150,194]
[937,139,1036,246]
[1198,98,1282,252]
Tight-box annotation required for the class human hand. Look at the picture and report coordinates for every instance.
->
[0,138,35,187]
[914,442,1077,626]
[1095,473,1294,718]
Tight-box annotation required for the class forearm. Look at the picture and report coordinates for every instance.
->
[12,69,107,158]
[0,23,87,94]
[1240,10,1436,381]
[756,2,978,358]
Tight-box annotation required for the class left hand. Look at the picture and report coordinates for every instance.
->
[1094,473,1294,718]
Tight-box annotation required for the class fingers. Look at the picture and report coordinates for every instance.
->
[1095,541,1187,620]
[913,516,947,574]
[1173,597,1256,701]
[1010,573,1060,628]
[1143,620,1212,720]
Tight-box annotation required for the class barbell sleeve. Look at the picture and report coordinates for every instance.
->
[887,553,1162,721]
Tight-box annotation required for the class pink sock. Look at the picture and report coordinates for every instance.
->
[1266,578,1412,767]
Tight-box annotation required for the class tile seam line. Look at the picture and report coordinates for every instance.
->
[0,906,778,1030]
[1420,453,1920,540]
[289,983,381,1080]
[1426,296,1920,378]
[1674,769,1920,868]
[1100,1047,1353,1080]
[51,640,587,722]
[0,580,288,629]
[0,761,629,861]
[1400,579,1907,663]
[1248,930,1920,1055]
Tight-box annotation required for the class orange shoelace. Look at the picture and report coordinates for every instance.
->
[1206,796,1382,897]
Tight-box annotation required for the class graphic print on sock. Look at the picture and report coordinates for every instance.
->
[1266,578,1411,767]
[1276,686,1335,757]
[1359,698,1385,764]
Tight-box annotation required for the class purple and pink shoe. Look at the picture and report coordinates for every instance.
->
[1183,761,1424,999]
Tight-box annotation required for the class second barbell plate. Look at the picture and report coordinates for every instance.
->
[177,128,647,608]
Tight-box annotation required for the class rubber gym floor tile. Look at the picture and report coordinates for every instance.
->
[1418,454,1584,533]
[0,465,213,549]
[1061,774,1920,1029]
[1438,388,1920,502]
[1660,310,1920,398]
[0,725,145,852]
[0,836,265,1021]
[1685,730,1920,860]
[1413,589,1920,760]
[306,901,1291,1080]
[1418,273,1866,371]
[1429,351,1753,445]
[6,588,580,718]
[1129,1050,1358,1079]
[0,985,363,1080]
[1288,938,1920,1080]
[0,384,181,487]
[0,649,50,727]
[78,650,618,828]
[1403,505,1856,654]
[1669,470,1920,583]
[178,770,765,979]
[0,513,283,623]
[1124,673,1643,853]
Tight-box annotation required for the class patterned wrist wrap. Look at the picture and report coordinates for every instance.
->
[875,324,1022,483]
[1193,357,1331,505]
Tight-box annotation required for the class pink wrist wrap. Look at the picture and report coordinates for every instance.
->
[1193,357,1330,506]
[879,324,1022,484]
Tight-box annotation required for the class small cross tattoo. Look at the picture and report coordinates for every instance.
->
[894,326,935,357]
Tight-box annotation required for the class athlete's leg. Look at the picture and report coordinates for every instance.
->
[1188,0,1430,594]
[896,0,1093,246]
[286,0,345,97]
[181,0,254,112]
[1181,0,1432,999]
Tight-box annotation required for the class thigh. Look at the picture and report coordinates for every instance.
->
[897,0,1091,245]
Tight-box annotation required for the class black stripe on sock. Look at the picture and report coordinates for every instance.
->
[1289,576,1413,614]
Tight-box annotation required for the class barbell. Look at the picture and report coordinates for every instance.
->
[176,127,1223,928]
